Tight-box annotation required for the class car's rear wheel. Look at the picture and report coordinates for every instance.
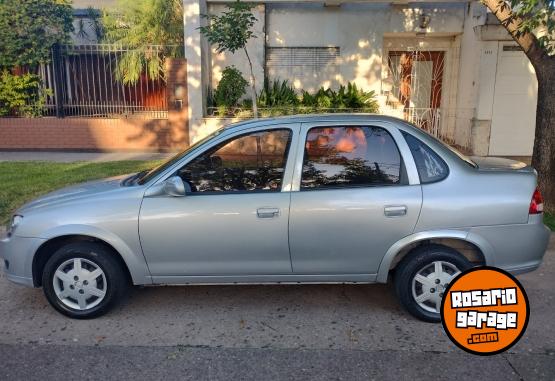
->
[42,242,127,319]
[394,245,472,322]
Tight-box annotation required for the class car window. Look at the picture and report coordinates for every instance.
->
[176,129,292,193]
[301,126,402,189]
[402,131,448,183]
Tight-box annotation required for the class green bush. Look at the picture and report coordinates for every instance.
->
[209,77,380,117]
[0,0,74,68]
[260,80,379,114]
[213,66,248,113]
[337,83,379,111]
[300,83,379,112]
[258,78,299,107]
[0,71,49,117]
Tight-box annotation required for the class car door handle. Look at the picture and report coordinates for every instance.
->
[384,205,407,217]
[257,208,280,218]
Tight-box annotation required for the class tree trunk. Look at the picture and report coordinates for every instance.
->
[482,0,555,212]
[244,47,258,118]
[531,63,555,213]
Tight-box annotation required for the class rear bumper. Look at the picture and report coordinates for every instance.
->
[468,215,551,275]
[0,234,45,287]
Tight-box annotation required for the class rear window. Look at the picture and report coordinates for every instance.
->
[402,132,448,183]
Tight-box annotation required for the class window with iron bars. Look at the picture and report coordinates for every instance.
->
[265,47,340,92]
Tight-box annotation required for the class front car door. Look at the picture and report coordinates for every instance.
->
[288,120,422,279]
[139,124,299,282]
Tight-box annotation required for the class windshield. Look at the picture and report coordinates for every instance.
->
[136,128,225,185]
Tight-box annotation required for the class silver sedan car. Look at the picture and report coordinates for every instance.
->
[1,115,550,320]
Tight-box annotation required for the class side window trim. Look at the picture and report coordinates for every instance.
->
[174,127,295,195]
[297,124,407,191]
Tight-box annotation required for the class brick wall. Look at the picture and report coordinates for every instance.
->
[0,59,189,152]
[0,117,188,151]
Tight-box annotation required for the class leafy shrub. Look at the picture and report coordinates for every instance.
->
[300,83,378,112]
[258,78,299,107]
[208,77,380,117]
[314,88,334,109]
[0,0,73,68]
[0,71,49,117]
[213,66,248,111]
[334,83,379,111]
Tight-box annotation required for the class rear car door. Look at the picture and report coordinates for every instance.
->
[139,124,298,279]
[288,121,422,276]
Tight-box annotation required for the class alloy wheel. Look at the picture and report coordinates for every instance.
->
[411,260,461,313]
[52,258,107,311]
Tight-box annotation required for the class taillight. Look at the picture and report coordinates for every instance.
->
[529,188,544,214]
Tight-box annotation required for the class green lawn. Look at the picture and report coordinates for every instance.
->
[0,160,160,225]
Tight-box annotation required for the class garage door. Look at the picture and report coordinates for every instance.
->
[488,43,537,156]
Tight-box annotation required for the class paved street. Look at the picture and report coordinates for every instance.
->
[0,234,554,380]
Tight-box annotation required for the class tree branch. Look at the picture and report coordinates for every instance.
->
[481,0,547,65]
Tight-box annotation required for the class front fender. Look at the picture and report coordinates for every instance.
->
[376,229,495,283]
[37,224,152,285]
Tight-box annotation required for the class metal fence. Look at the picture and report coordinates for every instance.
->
[37,44,176,118]
[404,108,442,138]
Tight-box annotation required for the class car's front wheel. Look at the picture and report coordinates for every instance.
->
[42,241,127,319]
[394,245,472,322]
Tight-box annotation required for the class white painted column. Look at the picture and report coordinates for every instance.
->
[183,0,207,143]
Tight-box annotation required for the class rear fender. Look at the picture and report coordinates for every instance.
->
[376,229,495,283]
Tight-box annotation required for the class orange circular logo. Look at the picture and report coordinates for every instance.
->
[440,267,529,355]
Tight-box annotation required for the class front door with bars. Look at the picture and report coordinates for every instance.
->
[387,51,445,138]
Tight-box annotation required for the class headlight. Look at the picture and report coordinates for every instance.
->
[7,215,23,236]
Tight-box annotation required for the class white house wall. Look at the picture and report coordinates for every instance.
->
[204,2,468,134]
[455,2,487,152]
[204,2,468,98]
[208,4,266,95]
[193,1,538,158]
[266,3,388,93]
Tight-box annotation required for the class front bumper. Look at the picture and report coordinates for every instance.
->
[0,234,45,287]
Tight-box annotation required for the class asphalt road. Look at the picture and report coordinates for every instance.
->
[0,234,554,380]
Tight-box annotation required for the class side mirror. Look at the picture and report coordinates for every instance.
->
[163,176,186,197]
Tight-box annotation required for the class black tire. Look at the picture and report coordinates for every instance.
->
[394,244,472,322]
[42,241,128,319]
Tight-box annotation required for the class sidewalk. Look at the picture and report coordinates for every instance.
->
[0,151,173,163]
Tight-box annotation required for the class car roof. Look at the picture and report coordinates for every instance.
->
[224,113,417,130]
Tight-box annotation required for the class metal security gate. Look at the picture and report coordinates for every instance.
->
[39,44,171,118]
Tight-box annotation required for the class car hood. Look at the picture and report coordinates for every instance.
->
[18,174,131,214]
[470,156,534,173]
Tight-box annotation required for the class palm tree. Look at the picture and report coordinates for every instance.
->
[102,0,184,84]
